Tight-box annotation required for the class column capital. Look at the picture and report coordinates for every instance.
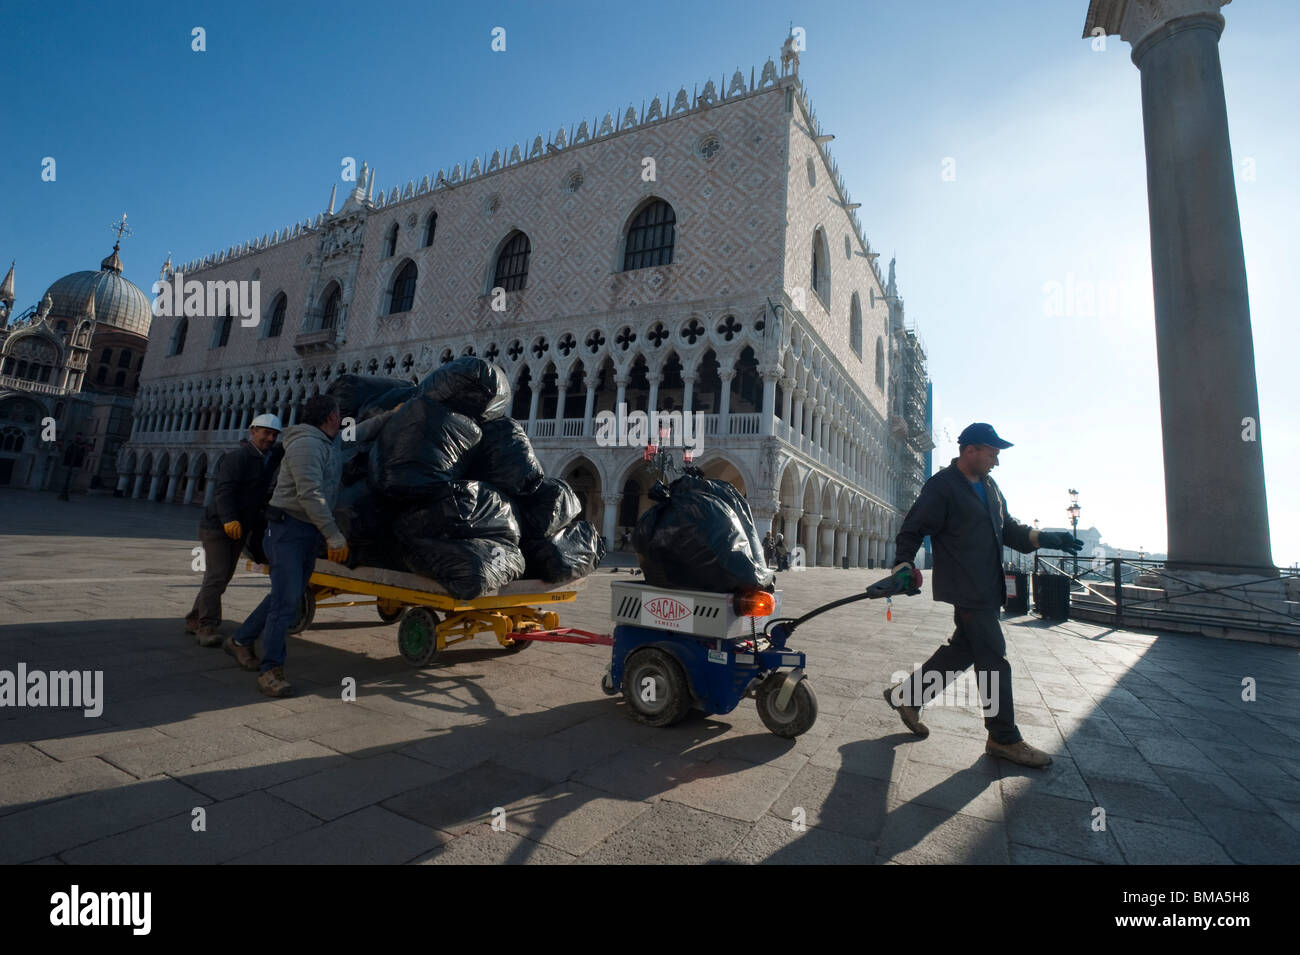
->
[780,376,795,389]
[780,505,803,522]
[718,369,736,381]
[601,490,623,505]
[614,375,630,388]
[1083,0,1227,59]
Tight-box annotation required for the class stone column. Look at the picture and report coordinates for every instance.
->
[751,504,776,541]
[615,376,628,417]
[554,384,568,428]
[1085,0,1270,570]
[583,379,597,436]
[601,490,623,554]
[760,368,779,436]
[646,374,661,418]
[526,385,540,436]
[792,390,805,442]
[681,374,696,418]
[819,522,836,567]
[164,471,179,504]
[132,471,146,498]
[717,370,734,434]
[780,505,802,543]
[203,471,218,509]
[780,377,794,427]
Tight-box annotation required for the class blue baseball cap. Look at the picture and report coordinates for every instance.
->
[958,422,1013,449]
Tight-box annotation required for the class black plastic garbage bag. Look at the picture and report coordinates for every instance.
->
[633,473,773,593]
[668,472,766,574]
[399,481,520,545]
[514,478,583,541]
[333,482,404,570]
[523,520,606,583]
[395,530,526,600]
[367,396,481,501]
[466,417,544,496]
[359,383,416,421]
[418,356,510,422]
[327,374,399,421]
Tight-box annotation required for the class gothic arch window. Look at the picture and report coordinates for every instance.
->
[214,312,233,348]
[320,284,341,330]
[493,231,531,292]
[623,199,676,271]
[812,228,830,306]
[267,294,287,338]
[384,223,398,258]
[389,261,417,314]
[169,317,188,356]
[100,348,112,364]
[1,426,23,453]
[117,350,132,368]
[423,212,437,247]
[849,294,863,359]
[875,337,885,390]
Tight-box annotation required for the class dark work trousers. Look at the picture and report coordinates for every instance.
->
[185,525,246,631]
[899,607,1022,745]
[234,514,321,674]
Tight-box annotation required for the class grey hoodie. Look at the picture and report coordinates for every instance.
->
[268,412,391,549]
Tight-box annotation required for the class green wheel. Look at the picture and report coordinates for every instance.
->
[755,674,818,738]
[288,590,316,635]
[397,607,440,667]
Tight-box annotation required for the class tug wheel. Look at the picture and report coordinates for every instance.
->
[397,607,441,667]
[377,600,406,624]
[621,647,692,727]
[755,674,818,738]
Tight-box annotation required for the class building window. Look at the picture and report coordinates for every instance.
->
[812,229,830,305]
[117,350,132,368]
[97,366,108,384]
[493,232,531,293]
[423,213,437,247]
[39,364,52,383]
[384,223,398,258]
[389,261,417,314]
[100,348,112,364]
[169,317,188,356]
[623,200,675,271]
[267,295,286,338]
[320,286,341,329]
[875,337,885,390]
[215,313,233,348]
[850,295,862,359]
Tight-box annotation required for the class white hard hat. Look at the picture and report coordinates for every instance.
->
[250,413,283,431]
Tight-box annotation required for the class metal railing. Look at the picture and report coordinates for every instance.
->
[1033,555,1300,638]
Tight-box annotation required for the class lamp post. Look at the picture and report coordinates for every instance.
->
[643,425,692,484]
[1066,489,1081,576]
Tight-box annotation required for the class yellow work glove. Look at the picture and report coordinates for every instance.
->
[327,544,349,564]
[223,520,242,540]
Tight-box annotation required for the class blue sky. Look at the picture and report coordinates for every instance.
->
[3,0,1296,565]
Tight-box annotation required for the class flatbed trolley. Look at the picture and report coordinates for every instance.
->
[244,559,585,667]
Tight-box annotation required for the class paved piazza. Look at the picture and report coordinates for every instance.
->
[2,489,1298,865]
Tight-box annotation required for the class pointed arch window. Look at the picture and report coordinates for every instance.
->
[384,223,398,258]
[423,212,437,248]
[169,317,188,356]
[623,200,676,271]
[875,337,885,390]
[117,350,132,367]
[215,313,233,348]
[389,261,417,314]
[812,229,830,305]
[849,295,863,359]
[267,294,286,338]
[494,232,531,292]
[320,286,341,329]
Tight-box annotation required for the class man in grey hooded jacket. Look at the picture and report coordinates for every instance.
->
[226,393,396,697]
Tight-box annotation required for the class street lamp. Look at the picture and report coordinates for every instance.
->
[1066,488,1081,575]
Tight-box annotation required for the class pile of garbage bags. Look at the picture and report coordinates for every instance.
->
[325,357,604,599]
[634,469,774,594]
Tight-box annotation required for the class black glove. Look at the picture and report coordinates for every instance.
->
[1038,531,1083,554]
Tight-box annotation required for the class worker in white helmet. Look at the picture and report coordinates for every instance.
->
[184,413,284,646]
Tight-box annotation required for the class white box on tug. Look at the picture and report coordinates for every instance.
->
[609,580,781,640]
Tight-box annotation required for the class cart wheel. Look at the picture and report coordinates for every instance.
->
[600,668,618,696]
[621,647,691,727]
[397,607,440,667]
[377,600,405,624]
[500,622,535,654]
[755,674,818,738]
[288,590,316,635]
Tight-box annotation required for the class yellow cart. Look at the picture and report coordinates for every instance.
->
[244,559,584,667]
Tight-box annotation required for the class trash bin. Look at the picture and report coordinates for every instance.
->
[1034,572,1069,620]
[1004,571,1028,614]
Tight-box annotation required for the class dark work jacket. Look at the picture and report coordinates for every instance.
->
[894,458,1036,610]
[201,440,284,536]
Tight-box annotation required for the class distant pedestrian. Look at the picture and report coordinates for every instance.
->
[882,423,1081,768]
[774,533,789,571]
[225,395,396,698]
[762,531,776,567]
[184,414,283,646]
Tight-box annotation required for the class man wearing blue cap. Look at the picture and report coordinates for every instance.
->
[882,422,1082,768]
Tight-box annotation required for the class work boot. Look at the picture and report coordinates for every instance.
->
[882,685,929,738]
[257,667,293,698]
[195,627,223,648]
[183,619,197,636]
[224,636,259,672]
[985,737,1053,768]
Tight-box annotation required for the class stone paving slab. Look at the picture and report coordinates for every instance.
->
[2,489,1300,864]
